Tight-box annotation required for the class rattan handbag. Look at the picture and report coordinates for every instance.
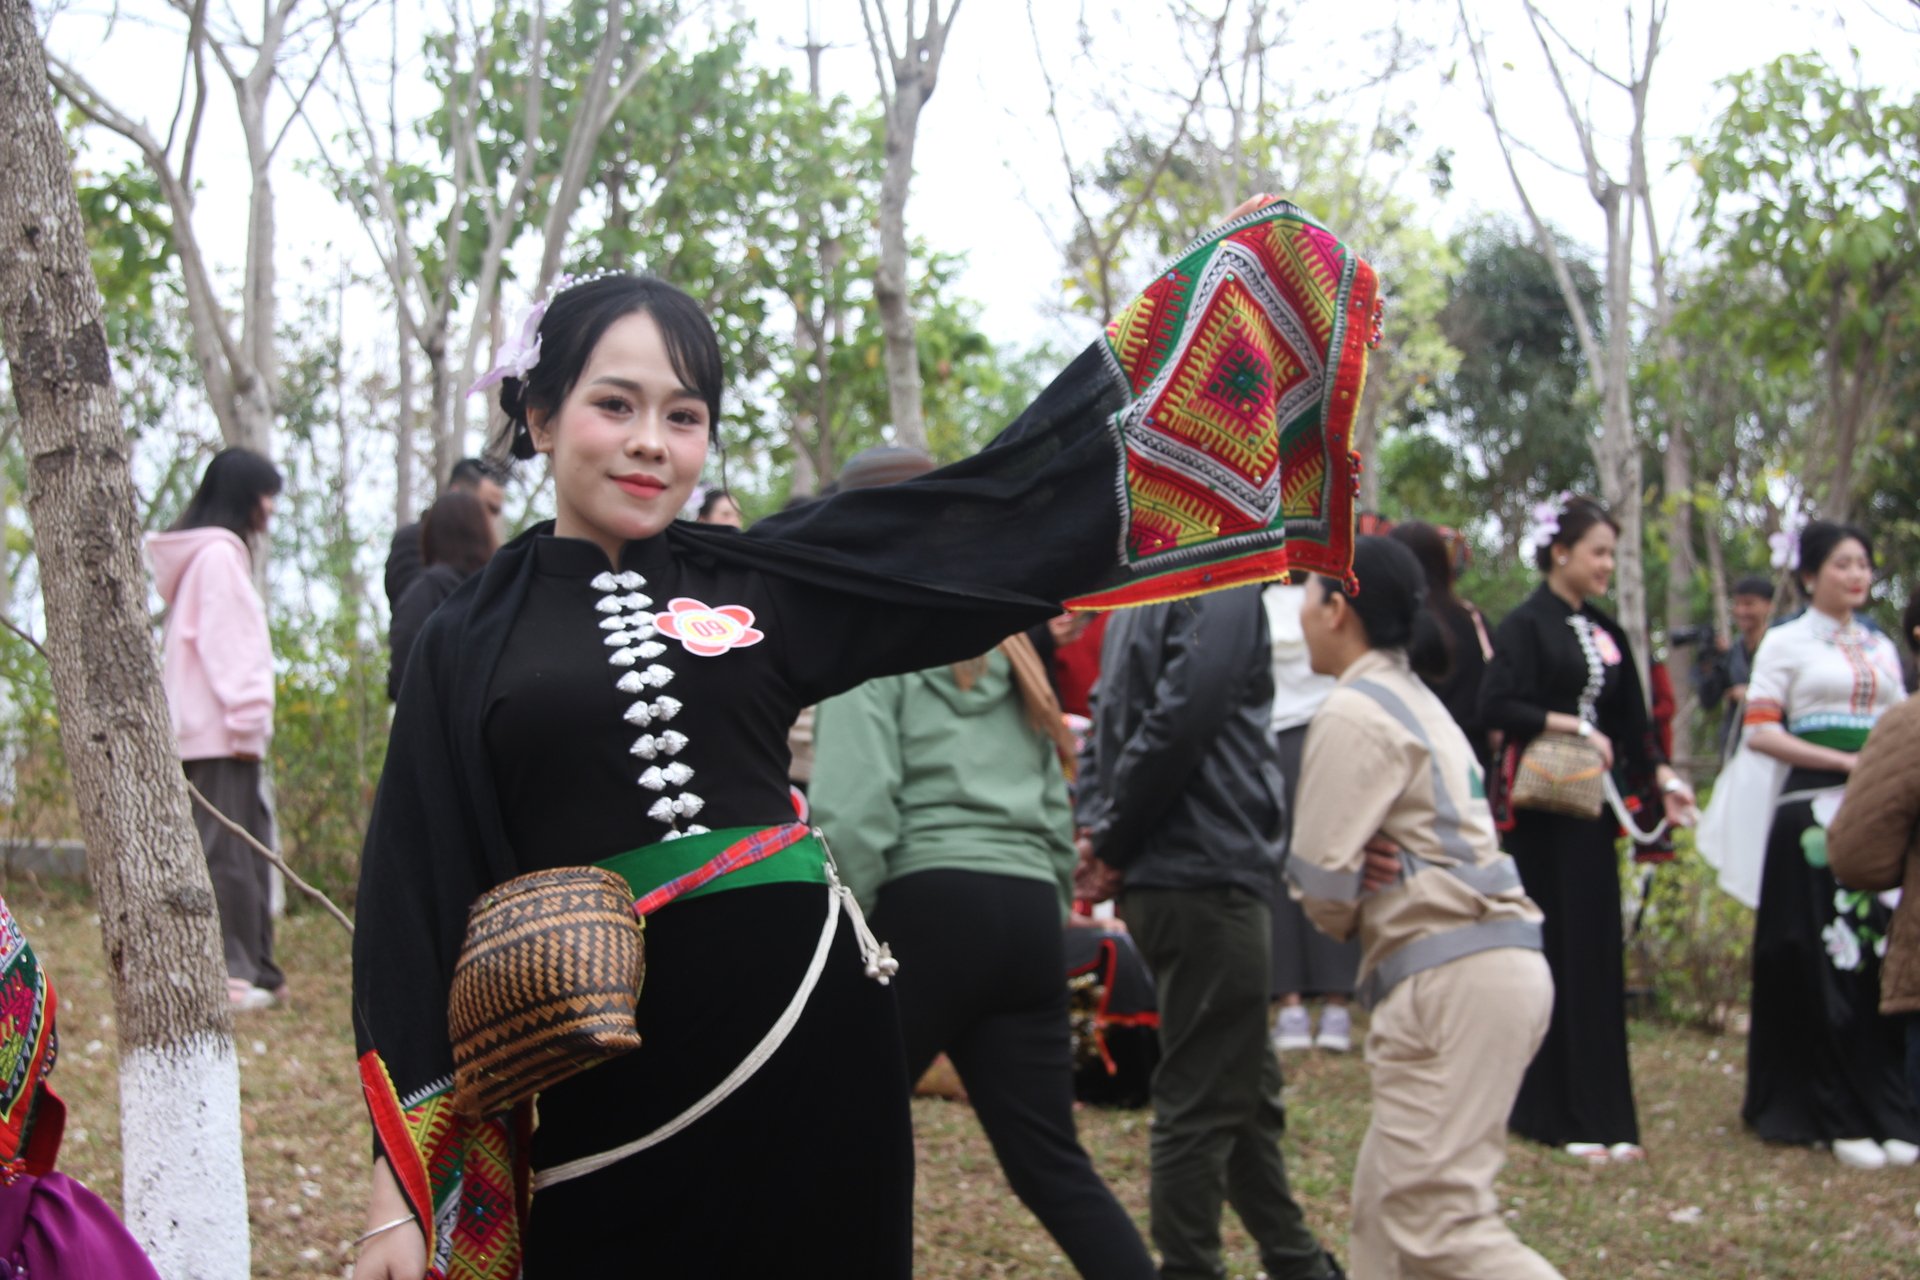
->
[447,866,646,1118]
[1509,731,1607,820]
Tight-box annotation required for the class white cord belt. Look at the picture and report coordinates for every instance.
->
[532,856,895,1190]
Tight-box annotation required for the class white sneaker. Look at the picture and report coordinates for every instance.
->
[1833,1137,1888,1169]
[1314,1005,1352,1053]
[1881,1139,1919,1167]
[1272,1005,1313,1052]
[1562,1142,1610,1164]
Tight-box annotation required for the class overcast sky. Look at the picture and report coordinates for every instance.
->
[42,0,1920,364]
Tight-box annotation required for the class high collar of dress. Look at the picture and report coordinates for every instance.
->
[1535,583,1581,618]
[1803,607,1858,644]
[531,530,673,580]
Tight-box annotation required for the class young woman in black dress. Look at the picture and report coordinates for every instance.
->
[348,197,1380,1278]
[1478,496,1695,1163]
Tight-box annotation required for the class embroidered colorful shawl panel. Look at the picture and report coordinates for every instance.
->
[1069,201,1377,610]
[0,898,60,1176]
[360,1052,526,1280]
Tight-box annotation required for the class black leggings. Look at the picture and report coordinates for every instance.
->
[878,870,1157,1280]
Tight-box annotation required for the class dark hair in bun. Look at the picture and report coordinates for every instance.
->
[1795,520,1874,597]
[489,274,725,461]
[1534,494,1619,573]
[1318,535,1450,681]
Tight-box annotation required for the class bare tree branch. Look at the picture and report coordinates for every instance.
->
[186,781,353,934]
[1522,0,1606,204]
[1529,5,1630,91]
[1456,3,1604,379]
[857,0,896,114]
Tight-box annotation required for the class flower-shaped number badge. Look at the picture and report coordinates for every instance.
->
[654,597,765,657]
[1592,628,1623,667]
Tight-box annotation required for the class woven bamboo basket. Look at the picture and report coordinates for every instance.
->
[448,866,646,1117]
[1511,731,1606,820]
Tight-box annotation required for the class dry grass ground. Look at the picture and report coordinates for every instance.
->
[12,883,1919,1278]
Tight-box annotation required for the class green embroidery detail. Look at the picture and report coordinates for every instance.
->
[1469,768,1486,801]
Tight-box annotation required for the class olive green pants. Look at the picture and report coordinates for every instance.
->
[1122,886,1331,1280]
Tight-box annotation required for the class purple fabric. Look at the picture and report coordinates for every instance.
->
[0,1172,162,1279]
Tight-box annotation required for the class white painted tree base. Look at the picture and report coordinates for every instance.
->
[120,1036,250,1279]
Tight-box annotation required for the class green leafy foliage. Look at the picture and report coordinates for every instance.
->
[72,160,176,349]
[1684,52,1920,515]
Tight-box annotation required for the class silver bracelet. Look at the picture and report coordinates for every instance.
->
[353,1215,418,1248]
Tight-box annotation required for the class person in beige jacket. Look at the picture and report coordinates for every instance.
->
[1290,536,1562,1280]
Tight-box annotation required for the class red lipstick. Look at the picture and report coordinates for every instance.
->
[613,475,666,498]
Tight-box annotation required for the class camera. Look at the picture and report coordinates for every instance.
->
[1667,624,1716,648]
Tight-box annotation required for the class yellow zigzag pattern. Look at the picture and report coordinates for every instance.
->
[1130,468,1231,550]
[1106,292,1161,390]
[1265,224,1339,347]
[1281,453,1327,517]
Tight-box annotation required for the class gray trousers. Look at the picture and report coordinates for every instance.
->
[184,758,285,991]
[1122,886,1330,1280]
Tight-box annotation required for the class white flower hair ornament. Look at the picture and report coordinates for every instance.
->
[467,297,547,397]
[1768,508,1809,572]
[465,269,630,398]
[1522,491,1575,564]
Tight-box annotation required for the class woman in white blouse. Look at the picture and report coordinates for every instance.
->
[1702,521,1920,1169]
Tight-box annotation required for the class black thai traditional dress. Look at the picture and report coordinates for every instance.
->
[1480,585,1663,1148]
[1732,610,1919,1147]
[349,202,1380,1276]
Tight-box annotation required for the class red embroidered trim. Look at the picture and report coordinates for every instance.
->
[359,1053,437,1253]
[1283,257,1377,586]
[1065,548,1291,612]
[1743,699,1784,728]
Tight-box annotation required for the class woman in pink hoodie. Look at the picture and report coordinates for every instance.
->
[146,447,284,1011]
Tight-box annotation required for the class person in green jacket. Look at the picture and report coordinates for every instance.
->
[812,519,1155,1279]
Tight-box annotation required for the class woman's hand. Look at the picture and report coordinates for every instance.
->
[1657,769,1698,829]
[1360,835,1403,893]
[1222,193,1278,223]
[352,1224,426,1280]
[1588,729,1615,771]
[352,1159,426,1280]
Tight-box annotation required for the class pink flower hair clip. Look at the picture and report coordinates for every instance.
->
[1768,507,1808,572]
[466,269,630,398]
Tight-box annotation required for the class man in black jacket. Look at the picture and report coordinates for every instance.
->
[1077,585,1341,1280]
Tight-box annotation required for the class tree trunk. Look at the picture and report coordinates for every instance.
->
[1354,369,1383,514]
[874,83,929,452]
[863,2,960,455]
[395,309,416,529]
[1662,414,1697,775]
[1703,487,1731,641]
[1595,190,1651,693]
[0,7,250,1275]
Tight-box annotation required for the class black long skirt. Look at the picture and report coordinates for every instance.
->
[524,881,914,1276]
[1506,806,1639,1146]
[1743,769,1920,1146]
[1270,725,1359,998]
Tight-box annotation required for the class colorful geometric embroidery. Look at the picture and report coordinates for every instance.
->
[0,897,57,1174]
[1069,200,1377,609]
[360,1053,525,1280]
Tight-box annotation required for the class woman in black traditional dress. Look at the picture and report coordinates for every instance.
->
[1711,521,1918,1169]
[1478,495,1695,1163]
[348,199,1380,1279]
